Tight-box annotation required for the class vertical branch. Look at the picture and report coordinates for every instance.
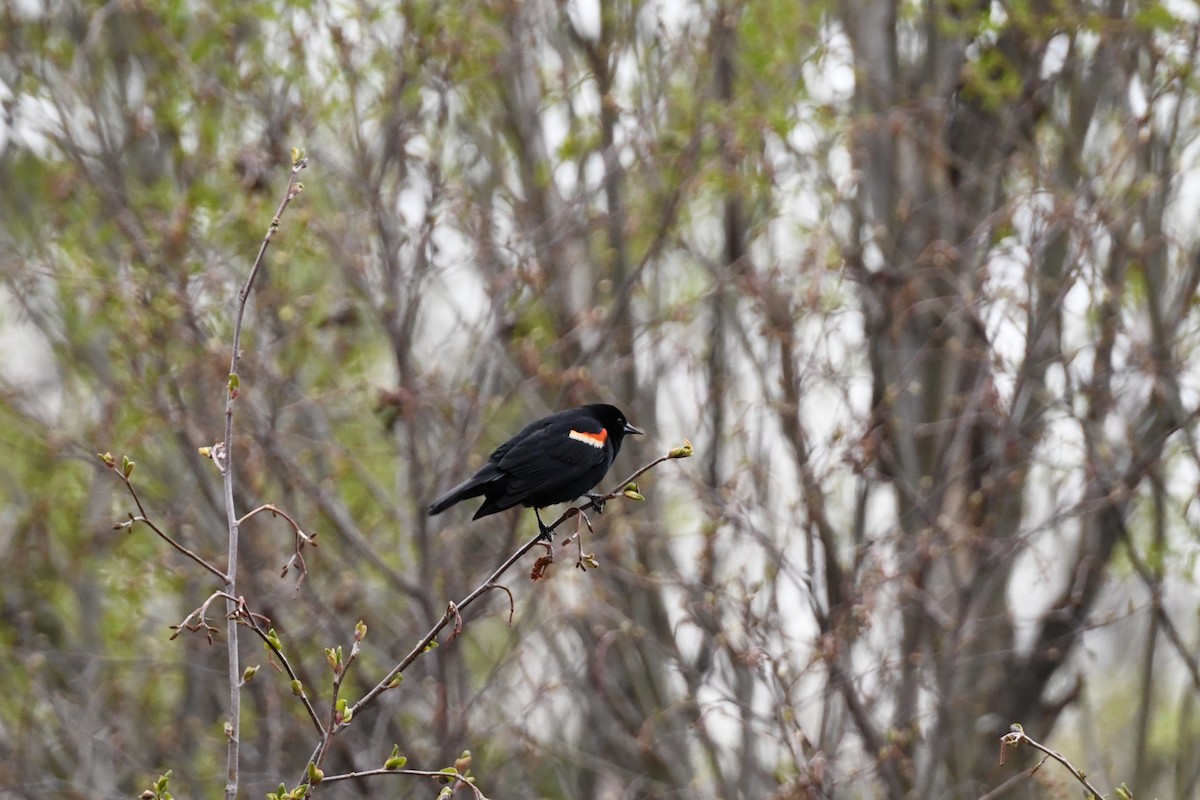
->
[222,155,308,800]
[707,1,740,495]
[570,4,635,403]
[1132,473,1165,788]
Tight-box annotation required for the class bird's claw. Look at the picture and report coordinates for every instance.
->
[535,512,555,542]
[585,492,607,514]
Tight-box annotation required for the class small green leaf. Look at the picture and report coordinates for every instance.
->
[355,620,367,641]
[290,679,304,696]
[122,455,136,478]
[155,772,171,792]
[668,439,694,459]
[306,762,324,784]
[384,744,408,770]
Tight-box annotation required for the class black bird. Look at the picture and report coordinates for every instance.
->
[429,404,643,539]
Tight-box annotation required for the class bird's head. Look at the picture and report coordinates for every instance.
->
[587,403,643,455]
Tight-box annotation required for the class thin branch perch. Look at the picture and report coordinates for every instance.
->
[996,725,1106,799]
[297,446,688,786]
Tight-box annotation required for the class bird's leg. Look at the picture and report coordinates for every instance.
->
[584,492,607,514]
[534,508,555,542]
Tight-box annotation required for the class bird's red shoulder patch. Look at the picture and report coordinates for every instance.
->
[568,428,608,448]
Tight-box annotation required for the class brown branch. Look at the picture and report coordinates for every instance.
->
[103,459,228,583]
[297,446,689,786]
[319,767,487,799]
[240,614,325,736]
[975,756,1051,800]
[169,590,237,643]
[221,154,308,800]
[997,726,1106,799]
[237,503,318,585]
[1118,520,1200,692]
[327,624,364,722]
[166,588,324,736]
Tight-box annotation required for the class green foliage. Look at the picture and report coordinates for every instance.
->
[3,0,1200,797]
[142,769,174,800]
[384,743,408,770]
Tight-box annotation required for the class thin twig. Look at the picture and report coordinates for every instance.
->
[222,155,308,800]
[998,725,1106,799]
[564,506,596,571]
[298,446,688,785]
[976,757,1051,800]
[446,601,464,641]
[170,590,237,643]
[319,767,487,799]
[1117,519,1200,691]
[322,621,366,734]
[240,615,325,735]
[107,465,228,583]
[237,502,318,584]
[484,583,516,625]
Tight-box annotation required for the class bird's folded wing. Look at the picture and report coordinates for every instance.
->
[494,421,608,497]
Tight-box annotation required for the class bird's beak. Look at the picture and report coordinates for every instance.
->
[624,422,644,436]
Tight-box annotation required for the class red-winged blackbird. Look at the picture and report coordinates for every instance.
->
[428,404,643,539]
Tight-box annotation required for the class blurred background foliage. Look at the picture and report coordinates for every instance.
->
[3,0,1200,797]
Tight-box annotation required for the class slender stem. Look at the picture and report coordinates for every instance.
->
[320,767,486,799]
[299,450,684,782]
[998,727,1106,799]
[241,616,325,734]
[111,475,227,581]
[223,158,308,800]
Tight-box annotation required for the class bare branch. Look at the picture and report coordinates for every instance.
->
[997,726,1107,799]
[319,767,488,799]
[220,154,309,800]
[103,459,228,583]
[237,502,318,585]
[296,447,688,785]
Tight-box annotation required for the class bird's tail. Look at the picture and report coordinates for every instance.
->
[428,472,495,516]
